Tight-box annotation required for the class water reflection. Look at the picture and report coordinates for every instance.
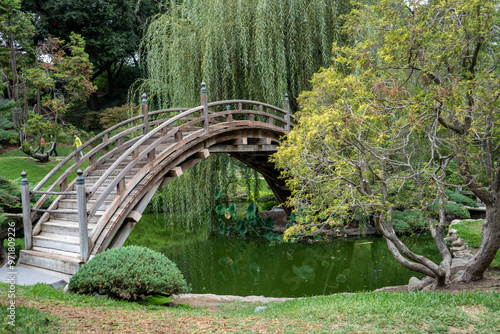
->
[127,214,440,297]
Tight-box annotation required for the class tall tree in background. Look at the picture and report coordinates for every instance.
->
[133,0,352,230]
[25,33,95,120]
[23,0,158,110]
[135,0,351,110]
[0,0,35,139]
[273,0,500,284]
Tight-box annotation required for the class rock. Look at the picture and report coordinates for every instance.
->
[162,302,177,307]
[63,284,69,293]
[454,251,473,261]
[255,306,268,312]
[421,277,434,287]
[49,279,67,290]
[445,229,458,243]
[450,245,467,254]
[408,277,424,292]
[453,270,465,281]
[451,257,468,270]
[451,238,465,247]
[449,220,462,226]
[422,284,435,292]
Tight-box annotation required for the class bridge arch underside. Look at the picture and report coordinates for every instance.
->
[102,125,290,254]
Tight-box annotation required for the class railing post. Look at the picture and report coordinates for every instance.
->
[20,171,32,250]
[76,169,89,262]
[226,105,233,122]
[200,82,209,132]
[142,93,149,135]
[284,93,290,131]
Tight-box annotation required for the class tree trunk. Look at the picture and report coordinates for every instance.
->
[459,199,500,282]
[375,214,447,284]
[87,92,100,111]
[33,153,50,162]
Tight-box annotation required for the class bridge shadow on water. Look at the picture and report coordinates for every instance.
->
[127,213,440,298]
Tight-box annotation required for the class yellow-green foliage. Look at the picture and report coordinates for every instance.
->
[273,0,499,239]
[69,246,188,300]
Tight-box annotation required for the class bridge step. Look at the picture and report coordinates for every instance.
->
[16,263,73,282]
[42,220,96,235]
[50,210,104,223]
[18,249,82,275]
[58,199,112,210]
[33,232,81,253]
[85,167,144,177]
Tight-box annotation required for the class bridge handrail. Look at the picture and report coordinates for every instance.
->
[29,108,190,228]
[207,99,296,121]
[87,106,204,211]
[32,107,191,195]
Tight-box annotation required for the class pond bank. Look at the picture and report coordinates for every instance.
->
[171,269,500,308]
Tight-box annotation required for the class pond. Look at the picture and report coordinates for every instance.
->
[126,214,441,298]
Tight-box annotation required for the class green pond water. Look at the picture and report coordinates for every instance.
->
[126,214,441,298]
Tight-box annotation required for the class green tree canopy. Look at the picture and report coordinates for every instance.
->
[23,0,159,109]
[135,0,351,109]
[273,0,500,284]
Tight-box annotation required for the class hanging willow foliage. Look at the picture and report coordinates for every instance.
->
[131,0,352,231]
[133,0,351,109]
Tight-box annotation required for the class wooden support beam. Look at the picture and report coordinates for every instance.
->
[209,144,278,153]
[89,153,97,166]
[169,167,183,177]
[60,177,68,192]
[117,178,126,195]
[175,131,183,142]
[147,150,156,163]
[126,210,142,223]
[233,138,247,145]
[195,149,210,159]
[257,138,271,145]
[108,221,136,249]
[160,176,174,187]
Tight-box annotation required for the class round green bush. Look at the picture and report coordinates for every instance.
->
[69,246,189,300]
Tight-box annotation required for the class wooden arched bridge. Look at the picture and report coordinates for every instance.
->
[17,84,295,280]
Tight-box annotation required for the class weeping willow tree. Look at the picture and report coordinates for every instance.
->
[132,0,352,232]
[135,0,351,109]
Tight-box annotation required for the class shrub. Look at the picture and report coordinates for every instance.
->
[259,200,279,211]
[392,210,427,234]
[256,194,276,203]
[69,246,188,300]
[445,189,479,208]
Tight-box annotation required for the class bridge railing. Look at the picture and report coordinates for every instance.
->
[21,169,90,261]
[26,82,295,256]
[28,108,188,236]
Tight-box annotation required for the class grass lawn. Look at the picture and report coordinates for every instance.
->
[452,219,500,268]
[1,282,499,333]
[0,147,90,190]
